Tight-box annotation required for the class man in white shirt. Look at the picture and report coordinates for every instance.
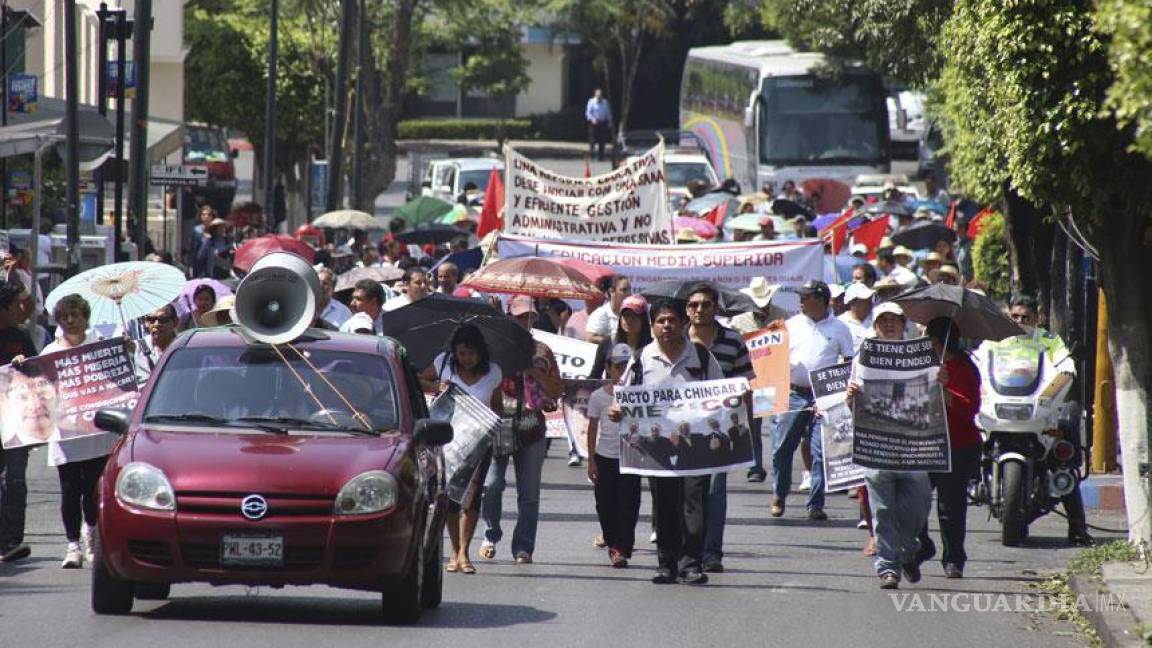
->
[435,262,460,294]
[772,280,855,521]
[585,275,631,344]
[340,279,384,334]
[317,268,352,328]
[838,283,875,352]
[875,251,918,288]
[382,267,431,313]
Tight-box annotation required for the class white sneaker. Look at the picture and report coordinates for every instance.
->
[648,530,657,543]
[799,470,812,492]
[61,542,83,569]
[857,519,869,530]
[567,455,582,467]
[81,524,95,564]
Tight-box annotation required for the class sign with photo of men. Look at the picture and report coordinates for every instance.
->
[851,337,951,472]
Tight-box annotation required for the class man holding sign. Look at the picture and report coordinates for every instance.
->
[609,299,723,586]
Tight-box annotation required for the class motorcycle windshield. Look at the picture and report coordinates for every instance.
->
[989,346,1044,396]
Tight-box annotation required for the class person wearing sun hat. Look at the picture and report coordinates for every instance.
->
[838,282,876,352]
[731,277,788,334]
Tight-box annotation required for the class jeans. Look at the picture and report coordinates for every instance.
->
[482,436,547,557]
[592,454,641,555]
[57,456,108,542]
[749,418,766,475]
[918,443,981,569]
[772,390,824,510]
[0,446,30,548]
[703,472,726,562]
[866,470,932,575]
[652,475,708,573]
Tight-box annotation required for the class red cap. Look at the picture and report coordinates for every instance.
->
[620,294,648,314]
[507,294,534,316]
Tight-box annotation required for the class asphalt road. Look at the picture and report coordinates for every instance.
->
[0,441,1123,648]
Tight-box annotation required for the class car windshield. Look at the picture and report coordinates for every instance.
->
[666,162,716,188]
[184,126,230,163]
[458,169,494,193]
[143,346,400,433]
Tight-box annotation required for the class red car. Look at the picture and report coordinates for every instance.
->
[90,329,452,623]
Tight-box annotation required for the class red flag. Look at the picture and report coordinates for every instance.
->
[967,207,993,239]
[702,202,729,227]
[819,208,855,255]
[476,166,505,238]
[850,216,888,260]
[945,201,957,229]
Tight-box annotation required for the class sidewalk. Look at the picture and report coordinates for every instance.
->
[1070,559,1152,647]
[397,138,587,159]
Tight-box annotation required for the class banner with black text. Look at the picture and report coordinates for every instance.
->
[810,362,865,491]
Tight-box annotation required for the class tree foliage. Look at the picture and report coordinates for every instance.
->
[1096,0,1152,160]
[971,212,1010,302]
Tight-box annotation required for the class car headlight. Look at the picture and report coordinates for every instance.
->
[334,471,397,515]
[115,462,176,511]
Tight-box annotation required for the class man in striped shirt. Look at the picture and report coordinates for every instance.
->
[686,283,754,573]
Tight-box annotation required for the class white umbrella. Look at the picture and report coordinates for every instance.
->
[46,261,187,328]
[312,209,381,230]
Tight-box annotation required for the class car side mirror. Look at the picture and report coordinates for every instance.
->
[413,419,453,446]
[94,409,131,435]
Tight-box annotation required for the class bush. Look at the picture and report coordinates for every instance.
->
[972,211,1011,302]
[397,119,532,140]
[527,106,588,142]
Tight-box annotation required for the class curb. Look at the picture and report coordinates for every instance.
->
[397,139,588,159]
[1069,573,1147,647]
[1082,475,1126,510]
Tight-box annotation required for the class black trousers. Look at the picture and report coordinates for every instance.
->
[588,122,611,160]
[57,456,108,541]
[918,443,981,568]
[0,446,30,548]
[593,454,641,556]
[652,474,708,573]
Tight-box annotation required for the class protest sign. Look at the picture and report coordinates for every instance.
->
[504,143,672,244]
[615,377,752,477]
[810,362,865,492]
[428,385,500,505]
[0,338,138,450]
[531,329,597,379]
[498,235,821,313]
[556,379,609,457]
[852,337,951,471]
[744,325,790,418]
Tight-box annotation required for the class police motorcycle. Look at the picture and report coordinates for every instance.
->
[969,335,1085,546]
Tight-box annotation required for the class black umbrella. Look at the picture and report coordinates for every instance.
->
[770,198,814,219]
[378,293,535,374]
[861,200,914,218]
[640,280,759,316]
[396,223,462,245]
[891,283,1024,342]
[891,221,956,251]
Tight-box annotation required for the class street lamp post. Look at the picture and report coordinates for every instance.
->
[64,0,81,276]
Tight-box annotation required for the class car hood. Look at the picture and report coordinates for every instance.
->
[129,427,406,494]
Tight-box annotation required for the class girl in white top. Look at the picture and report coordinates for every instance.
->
[585,343,642,567]
[419,324,502,575]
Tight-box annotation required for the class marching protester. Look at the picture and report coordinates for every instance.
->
[585,275,632,344]
[773,281,855,521]
[686,283,754,573]
[731,277,788,483]
[384,267,432,312]
[586,343,642,568]
[480,295,563,565]
[609,299,723,585]
[180,283,218,330]
[0,281,38,563]
[916,317,982,579]
[588,294,651,380]
[134,304,180,383]
[341,279,385,334]
[846,302,934,589]
[317,268,353,328]
[839,283,876,351]
[421,324,504,575]
[435,262,460,295]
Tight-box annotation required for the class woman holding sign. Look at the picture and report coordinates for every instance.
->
[846,302,934,590]
[420,324,504,575]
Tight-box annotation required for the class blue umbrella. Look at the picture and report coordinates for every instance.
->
[431,247,483,277]
[811,212,842,231]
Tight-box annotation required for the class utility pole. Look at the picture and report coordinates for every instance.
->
[64,0,81,275]
[111,10,130,260]
[327,0,355,211]
[95,3,110,227]
[262,0,279,226]
[128,0,152,258]
[350,0,365,211]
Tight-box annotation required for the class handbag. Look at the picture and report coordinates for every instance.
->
[491,376,546,458]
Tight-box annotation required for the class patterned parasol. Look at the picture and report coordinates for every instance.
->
[45,261,187,327]
[461,256,601,300]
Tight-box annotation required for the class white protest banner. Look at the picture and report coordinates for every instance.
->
[557,379,609,457]
[428,385,499,505]
[810,362,866,492]
[0,338,138,449]
[531,329,597,379]
[615,377,752,477]
[852,337,951,472]
[497,235,821,312]
[504,143,672,244]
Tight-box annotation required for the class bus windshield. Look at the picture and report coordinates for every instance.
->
[185,126,231,164]
[759,75,886,167]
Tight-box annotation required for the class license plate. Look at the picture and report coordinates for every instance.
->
[220,535,284,566]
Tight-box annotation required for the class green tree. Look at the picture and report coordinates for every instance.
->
[971,213,1009,301]
[1097,0,1152,159]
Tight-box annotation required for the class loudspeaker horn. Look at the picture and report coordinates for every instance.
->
[232,252,321,344]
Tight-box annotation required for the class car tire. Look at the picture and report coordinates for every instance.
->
[91,530,135,615]
[134,582,171,600]
[381,536,423,624]
[421,529,443,610]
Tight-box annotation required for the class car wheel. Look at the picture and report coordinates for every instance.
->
[420,529,443,609]
[381,537,423,624]
[134,582,171,600]
[91,530,134,615]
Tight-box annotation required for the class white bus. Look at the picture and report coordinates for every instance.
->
[680,41,891,212]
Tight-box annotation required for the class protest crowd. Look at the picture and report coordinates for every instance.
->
[0,148,1096,593]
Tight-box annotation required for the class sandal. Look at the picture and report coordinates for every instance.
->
[444,560,460,573]
[460,561,477,574]
[479,541,496,560]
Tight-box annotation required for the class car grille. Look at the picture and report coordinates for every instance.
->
[331,545,379,570]
[127,539,175,566]
[176,492,334,518]
[181,543,325,570]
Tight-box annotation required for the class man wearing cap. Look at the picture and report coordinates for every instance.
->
[829,284,848,317]
[936,264,961,286]
[685,283,754,573]
[839,283,876,351]
[850,243,869,259]
[919,252,944,283]
[754,217,778,241]
[772,280,855,521]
